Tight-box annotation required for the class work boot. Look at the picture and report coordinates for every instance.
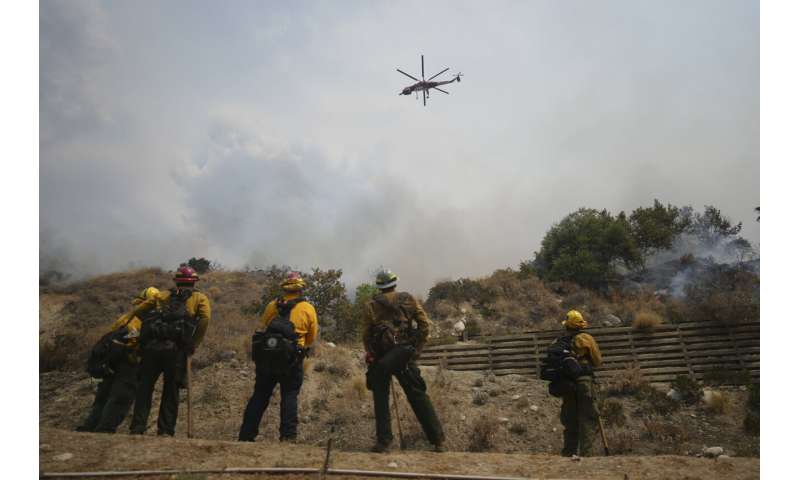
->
[432,443,447,453]
[370,442,391,453]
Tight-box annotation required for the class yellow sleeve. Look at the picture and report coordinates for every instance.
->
[109,313,131,332]
[125,297,158,323]
[191,293,212,346]
[574,333,602,367]
[260,300,278,328]
[303,303,319,348]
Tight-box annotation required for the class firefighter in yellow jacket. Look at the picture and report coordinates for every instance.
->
[77,287,160,433]
[551,310,602,457]
[127,266,211,436]
[239,272,318,442]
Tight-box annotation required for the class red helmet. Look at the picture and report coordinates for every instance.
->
[174,265,199,284]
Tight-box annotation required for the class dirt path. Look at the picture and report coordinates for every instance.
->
[40,427,758,480]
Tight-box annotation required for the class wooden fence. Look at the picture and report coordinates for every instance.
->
[418,321,759,384]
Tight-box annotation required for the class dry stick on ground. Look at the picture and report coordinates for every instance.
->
[390,377,406,449]
[41,467,533,480]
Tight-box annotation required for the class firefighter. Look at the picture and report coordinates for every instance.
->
[362,269,445,453]
[552,310,602,457]
[127,265,211,436]
[76,287,159,433]
[238,272,318,442]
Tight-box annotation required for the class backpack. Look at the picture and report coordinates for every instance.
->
[368,293,417,357]
[539,332,583,383]
[251,297,305,375]
[86,323,133,379]
[140,288,198,348]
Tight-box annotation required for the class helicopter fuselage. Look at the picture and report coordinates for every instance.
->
[400,77,459,96]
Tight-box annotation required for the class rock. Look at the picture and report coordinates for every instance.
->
[717,455,733,463]
[552,427,558,432]
[498,417,510,424]
[53,453,74,461]
[667,389,683,402]
[703,446,724,458]
[571,455,581,462]
[602,314,623,327]
[511,394,521,400]
[387,462,398,468]
[529,405,539,412]
[219,350,236,361]
[39,444,52,452]
[326,342,336,348]
[460,415,466,421]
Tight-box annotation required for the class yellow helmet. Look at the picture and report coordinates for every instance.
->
[563,310,588,330]
[133,286,160,305]
[280,272,306,292]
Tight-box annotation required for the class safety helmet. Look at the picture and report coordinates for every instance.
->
[133,286,160,305]
[174,265,199,284]
[375,268,398,290]
[280,271,306,291]
[563,310,588,330]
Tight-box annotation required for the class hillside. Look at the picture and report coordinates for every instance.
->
[39,268,759,478]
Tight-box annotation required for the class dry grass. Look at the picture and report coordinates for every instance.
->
[642,419,688,443]
[705,390,732,415]
[467,413,499,452]
[606,365,648,396]
[632,310,664,332]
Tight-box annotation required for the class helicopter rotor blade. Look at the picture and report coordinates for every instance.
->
[423,88,427,106]
[421,55,425,80]
[428,67,449,81]
[396,69,419,82]
[433,87,449,94]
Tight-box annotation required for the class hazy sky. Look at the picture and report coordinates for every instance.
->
[39,0,759,292]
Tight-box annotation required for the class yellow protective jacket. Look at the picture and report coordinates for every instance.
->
[123,288,212,347]
[362,291,431,354]
[572,331,602,368]
[260,292,318,348]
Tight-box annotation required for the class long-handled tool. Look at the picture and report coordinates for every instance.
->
[597,414,610,456]
[390,378,406,449]
[319,426,335,480]
[186,354,193,439]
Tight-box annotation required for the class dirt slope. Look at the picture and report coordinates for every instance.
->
[39,427,758,480]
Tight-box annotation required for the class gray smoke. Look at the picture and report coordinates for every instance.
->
[40,1,760,294]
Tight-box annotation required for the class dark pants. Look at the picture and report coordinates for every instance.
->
[368,362,444,446]
[130,348,182,436]
[238,363,304,441]
[78,361,138,433]
[557,376,597,456]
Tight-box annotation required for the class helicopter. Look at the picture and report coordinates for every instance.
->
[397,55,462,106]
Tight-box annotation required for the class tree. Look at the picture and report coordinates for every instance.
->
[531,208,642,289]
[688,206,743,248]
[186,257,213,274]
[628,200,690,257]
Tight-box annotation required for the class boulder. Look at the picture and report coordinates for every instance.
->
[53,453,74,461]
[602,314,623,327]
[703,446,724,458]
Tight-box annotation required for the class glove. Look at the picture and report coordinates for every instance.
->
[365,351,376,365]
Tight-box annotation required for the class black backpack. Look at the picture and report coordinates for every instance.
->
[87,324,132,379]
[140,288,198,348]
[539,332,583,382]
[251,297,305,375]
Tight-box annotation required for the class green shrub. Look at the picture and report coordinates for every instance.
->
[670,375,703,405]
